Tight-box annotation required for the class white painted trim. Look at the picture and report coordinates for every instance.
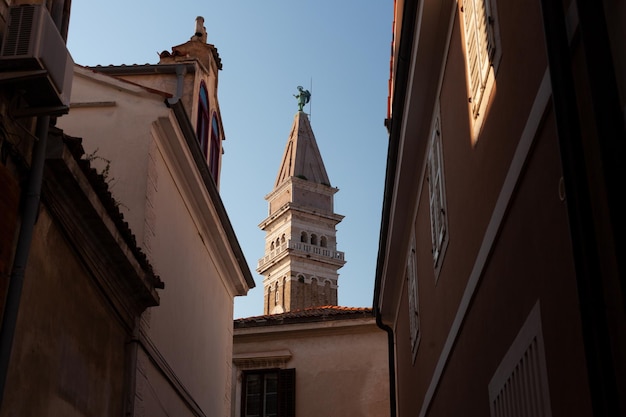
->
[418,68,552,417]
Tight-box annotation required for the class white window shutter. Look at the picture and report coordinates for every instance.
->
[463,0,496,118]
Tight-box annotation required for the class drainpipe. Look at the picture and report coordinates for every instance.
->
[167,64,187,105]
[0,0,67,406]
[375,309,397,417]
[0,115,50,407]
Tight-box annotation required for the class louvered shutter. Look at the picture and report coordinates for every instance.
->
[428,121,446,265]
[278,369,295,417]
[463,0,495,117]
[407,233,420,357]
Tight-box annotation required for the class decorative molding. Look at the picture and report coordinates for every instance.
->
[233,350,293,370]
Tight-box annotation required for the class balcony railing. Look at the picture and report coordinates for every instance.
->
[257,239,345,269]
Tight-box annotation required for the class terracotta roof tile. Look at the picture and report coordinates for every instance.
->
[234,305,373,328]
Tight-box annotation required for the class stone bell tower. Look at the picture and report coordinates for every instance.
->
[257,91,346,314]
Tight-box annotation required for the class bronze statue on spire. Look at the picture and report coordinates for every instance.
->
[294,86,311,112]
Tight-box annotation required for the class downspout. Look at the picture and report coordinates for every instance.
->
[375,309,397,417]
[0,1,66,406]
[167,64,187,105]
[121,63,187,415]
[0,115,50,406]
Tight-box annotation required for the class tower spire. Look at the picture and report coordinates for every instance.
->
[257,103,345,315]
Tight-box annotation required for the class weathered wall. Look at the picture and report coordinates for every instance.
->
[233,320,390,417]
[1,207,128,417]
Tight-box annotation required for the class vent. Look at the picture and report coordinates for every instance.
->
[488,302,552,417]
[0,4,74,109]
[3,5,35,57]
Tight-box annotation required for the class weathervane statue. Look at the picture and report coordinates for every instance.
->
[294,86,311,112]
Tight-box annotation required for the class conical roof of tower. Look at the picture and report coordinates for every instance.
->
[274,111,331,188]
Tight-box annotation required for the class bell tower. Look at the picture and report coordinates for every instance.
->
[257,93,345,314]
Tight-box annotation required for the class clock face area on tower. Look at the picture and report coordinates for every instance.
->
[257,111,346,315]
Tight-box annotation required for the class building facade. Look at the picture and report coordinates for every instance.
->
[57,17,254,417]
[233,307,390,417]
[375,0,626,416]
[0,2,163,415]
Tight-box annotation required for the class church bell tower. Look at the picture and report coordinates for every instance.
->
[257,89,346,314]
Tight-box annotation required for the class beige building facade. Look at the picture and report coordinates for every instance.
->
[57,19,254,417]
[233,307,390,417]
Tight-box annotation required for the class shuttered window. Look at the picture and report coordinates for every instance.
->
[462,0,497,118]
[407,232,420,361]
[427,115,448,269]
[243,369,295,417]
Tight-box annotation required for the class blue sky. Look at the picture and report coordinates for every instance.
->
[67,1,393,319]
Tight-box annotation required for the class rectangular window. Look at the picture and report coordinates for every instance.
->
[462,0,497,118]
[242,369,295,417]
[427,114,448,271]
[407,231,421,362]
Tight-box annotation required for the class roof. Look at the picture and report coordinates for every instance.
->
[52,127,164,291]
[234,306,374,328]
[274,111,331,188]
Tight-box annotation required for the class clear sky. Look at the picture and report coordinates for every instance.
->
[66,1,393,319]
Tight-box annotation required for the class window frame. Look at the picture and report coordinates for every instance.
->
[427,109,449,278]
[209,112,221,181]
[241,368,296,417]
[407,231,421,362]
[460,0,501,141]
[196,82,210,157]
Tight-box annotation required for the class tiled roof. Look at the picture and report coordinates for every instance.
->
[52,127,163,290]
[234,305,374,328]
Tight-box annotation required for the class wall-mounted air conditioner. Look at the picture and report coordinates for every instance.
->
[0,4,74,109]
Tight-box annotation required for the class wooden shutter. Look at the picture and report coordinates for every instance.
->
[407,233,420,357]
[428,120,446,265]
[278,369,296,417]
[463,0,495,117]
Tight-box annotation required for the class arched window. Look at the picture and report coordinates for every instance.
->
[311,234,318,245]
[301,232,308,243]
[196,82,210,157]
[270,242,275,251]
[209,113,221,181]
[320,236,328,248]
[281,234,286,244]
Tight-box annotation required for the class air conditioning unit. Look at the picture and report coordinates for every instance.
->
[0,4,74,109]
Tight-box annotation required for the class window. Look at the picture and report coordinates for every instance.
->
[460,0,501,142]
[196,82,210,157]
[407,231,421,362]
[242,369,295,417]
[427,113,448,271]
[310,234,318,245]
[209,113,221,181]
[300,232,308,243]
[320,236,327,248]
